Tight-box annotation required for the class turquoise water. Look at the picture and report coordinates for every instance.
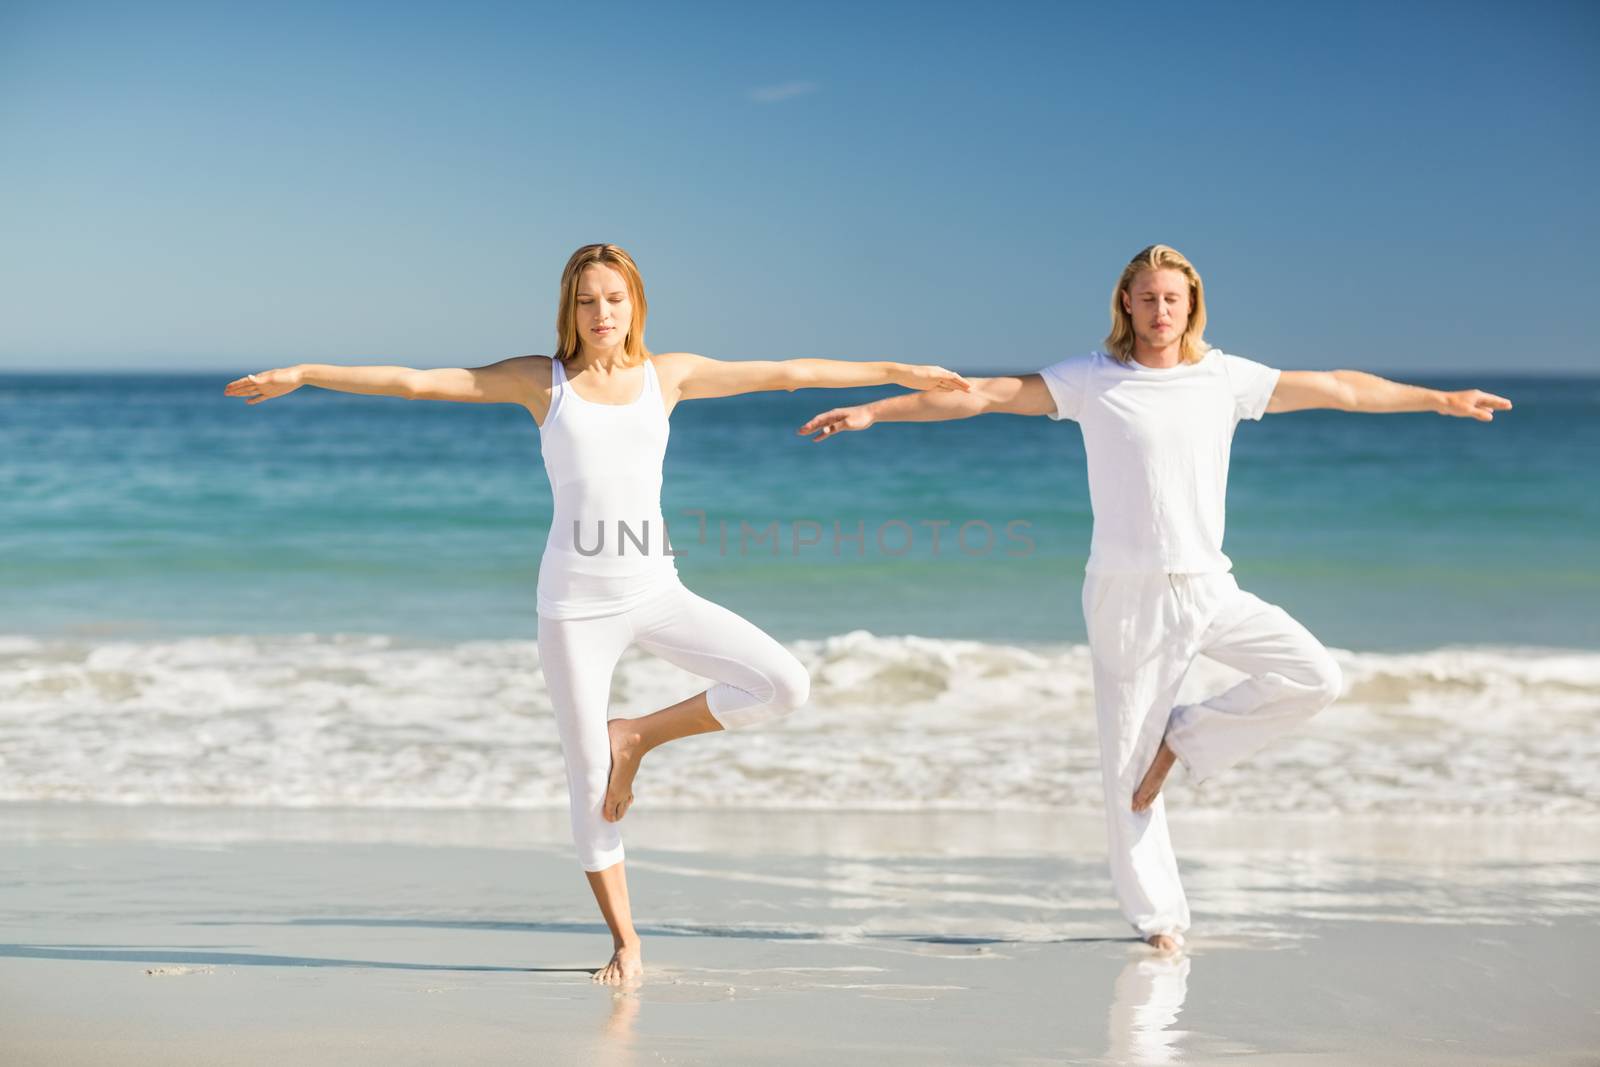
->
[4,372,1598,816]
[2,372,1594,650]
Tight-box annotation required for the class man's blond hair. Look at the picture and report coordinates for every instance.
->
[1106,245,1209,364]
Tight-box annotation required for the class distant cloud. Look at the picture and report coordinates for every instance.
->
[748,81,819,104]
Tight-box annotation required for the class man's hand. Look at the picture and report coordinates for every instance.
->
[1438,389,1512,421]
[798,405,876,442]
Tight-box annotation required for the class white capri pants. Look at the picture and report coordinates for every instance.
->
[537,582,810,872]
[1083,572,1342,940]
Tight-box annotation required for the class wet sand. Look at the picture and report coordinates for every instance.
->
[2,804,1596,1065]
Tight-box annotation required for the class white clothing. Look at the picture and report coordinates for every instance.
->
[1037,346,1335,939]
[538,582,810,872]
[1083,572,1341,938]
[536,357,680,620]
[532,355,808,871]
[1039,349,1280,575]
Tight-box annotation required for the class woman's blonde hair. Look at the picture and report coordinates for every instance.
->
[1105,244,1209,364]
[554,244,650,364]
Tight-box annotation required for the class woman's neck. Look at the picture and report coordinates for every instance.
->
[570,347,632,374]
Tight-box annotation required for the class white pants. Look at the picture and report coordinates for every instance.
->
[537,582,810,872]
[1082,572,1342,939]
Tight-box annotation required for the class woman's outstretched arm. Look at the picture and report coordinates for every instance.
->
[797,373,1056,441]
[223,356,550,410]
[655,352,970,405]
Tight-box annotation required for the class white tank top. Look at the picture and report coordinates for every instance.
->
[536,357,680,619]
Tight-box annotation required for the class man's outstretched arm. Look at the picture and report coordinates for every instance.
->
[1268,371,1511,420]
[798,374,1057,441]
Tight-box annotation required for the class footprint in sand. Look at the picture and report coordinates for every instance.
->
[144,966,214,977]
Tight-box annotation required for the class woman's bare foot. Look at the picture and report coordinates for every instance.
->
[1132,740,1177,813]
[1146,933,1182,955]
[592,941,643,985]
[604,718,643,822]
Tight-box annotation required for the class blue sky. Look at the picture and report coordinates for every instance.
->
[1,0,1595,373]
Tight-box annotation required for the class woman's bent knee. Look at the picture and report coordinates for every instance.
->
[773,655,811,712]
[711,654,809,729]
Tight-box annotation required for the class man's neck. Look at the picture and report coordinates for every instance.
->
[1130,341,1183,369]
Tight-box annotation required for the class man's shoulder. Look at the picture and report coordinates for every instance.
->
[1040,351,1107,377]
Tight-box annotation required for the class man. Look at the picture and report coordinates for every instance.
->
[798,245,1510,951]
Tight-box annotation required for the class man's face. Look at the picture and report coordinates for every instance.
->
[1121,268,1191,350]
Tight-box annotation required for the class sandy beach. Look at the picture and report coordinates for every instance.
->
[5,0,1597,1060]
[2,803,1595,1065]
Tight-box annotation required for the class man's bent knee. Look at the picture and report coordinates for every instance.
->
[1301,651,1342,710]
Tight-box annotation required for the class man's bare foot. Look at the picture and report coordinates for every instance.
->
[605,718,643,822]
[592,941,643,985]
[1132,740,1177,813]
[1146,933,1182,955]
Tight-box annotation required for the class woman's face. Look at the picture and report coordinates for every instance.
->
[574,264,633,356]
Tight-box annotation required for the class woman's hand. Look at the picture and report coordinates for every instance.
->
[891,364,972,393]
[224,367,304,405]
[798,404,876,442]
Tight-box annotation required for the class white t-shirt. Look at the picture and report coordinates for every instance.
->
[1039,348,1280,575]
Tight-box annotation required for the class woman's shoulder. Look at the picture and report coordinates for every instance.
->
[649,351,706,367]
[648,351,710,388]
[511,354,555,386]
[484,355,554,407]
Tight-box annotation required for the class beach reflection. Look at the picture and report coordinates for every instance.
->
[593,988,640,1066]
[1106,954,1190,1065]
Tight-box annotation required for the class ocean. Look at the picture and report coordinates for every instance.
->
[2,371,1596,817]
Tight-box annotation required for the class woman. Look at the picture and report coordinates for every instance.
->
[225,243,968,983]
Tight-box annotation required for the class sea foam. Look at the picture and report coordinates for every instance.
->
[1,632,1595,817]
